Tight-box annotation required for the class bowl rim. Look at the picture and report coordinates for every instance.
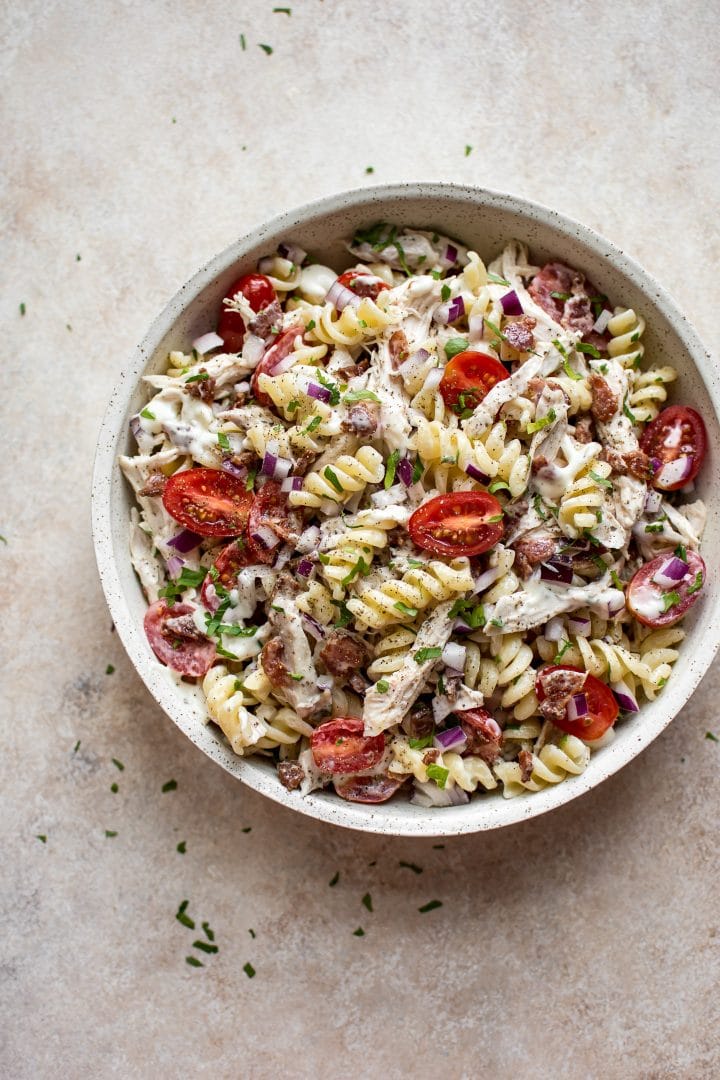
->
[91,180,720,837]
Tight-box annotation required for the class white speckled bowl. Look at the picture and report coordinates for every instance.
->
[91,183,720,836]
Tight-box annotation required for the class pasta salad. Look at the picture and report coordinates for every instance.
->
[121,225,707,807]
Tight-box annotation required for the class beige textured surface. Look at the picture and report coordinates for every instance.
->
[2,1,720,1076]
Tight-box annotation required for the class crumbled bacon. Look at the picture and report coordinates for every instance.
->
[589,374,618,424]
[277,760,305,791]
[512,533,557,579]
[518,749,534,782]
[422,748,441,766]
[138,473,168,497]
[319,631,370,679]
[261,637,290,688]
[600,446,650,480]
[538,668,587,724]
[186,371,216,403]
[562,294,595,337]
[341,402,380,436]
[293,451,317,476]
[337,358,370,380]
[388,329,410,369]
[574,415,595,444]
[401,702,434,739]
[504,316,536,353]
[458,709,503,764]
[248,300,282,339]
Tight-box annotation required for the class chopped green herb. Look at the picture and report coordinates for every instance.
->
[599,362,609,374]
[426,764,449,788]
[399,861,423,874]
[622,396,637,424]
[661,591,681,612]
[193,940,218,955]
[414,647,442,664]
[674,544,687,561]
[111,758,124,771]
[162,779,177,793]
[644,522,665,534]
[304,415,322,434]
[527,408,556,434]
[140,408,156,421]
[550,291,572,301]
[105,664,116,676]
[243,961,257,977]
[418,900,443,913]
[176,900,195,929]
[105,830,117,838]
[19,302,26,316]
[239,33,246,49]
[185,371,210,383]
[384,449,400,489]
[245,468,257,491]
[73,740,81,753]
[464,144,472,156]
[408,733,434,750]
[343,389,380,404]
[394,601,418,618]
[610,570,623,589]
[241,826,252,833]
[706,732,719,743]
[375,680,389,694]
[177,841,186,854]
[576,342,601,358]
[248,929,256,938]
[441,284,451,302]
[329,871,340,887]
[554,640,572,663]
[202,923,214,944]
[290,673,303,682]
[315,370,341,405]
[36,835,47,843]
[430,270,442,280]
[361,893,373,912]
[487,272,510,286]
[353,927,365,937]
[273,5,291,12]
[217,432,231,451]
[365,166,374,175]
[287,399,299,413]
[551,337,568,358]
[186,956,203,968]
[489,480,511,494]
[332,599,353,628]
[258,43,273,54]
[687,571,704,595]
[341,555,370,586]
[432,843,445,849]
[110,782,119,794]
[589,470,613,490]
[533,493,550,521]
[306,319,316,331]
[445,336,469,359]
[411,454,425,483]
[561,356,583,381]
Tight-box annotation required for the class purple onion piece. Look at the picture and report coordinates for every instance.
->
[278,241,307,266]
[652,556,689,588]
[296,557,315,578]
[566,693,588,723]
[307,382,332,404]
[166,555,185,579]
[396,457,414,487]
[220,458,247,480]
[302,613,326,640]
[612,680,640,713]
[167,529,203,553]
[465,463,490,484]
[325,279,361,312]
[447,295,465,322]
[261,451,277,477]
[500,290,523,316]
[433,725,467,753]
[445,244,458,265]
[539,556,573,585]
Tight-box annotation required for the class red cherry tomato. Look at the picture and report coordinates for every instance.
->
[336,269,390,301]
[250,321,304,406]
[408,491,504,558]
[535,665,619,741]
[200,539,255,611]
[439,351,509,414]
[217,273,277,352]
[246,480,300,564]
[640,406,707,490]
[143,601,216,677]
[626,549,706,628]
[163,468,253,537]
[333,775,404,803]
[311,717,386,775]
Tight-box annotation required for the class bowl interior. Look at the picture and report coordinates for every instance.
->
[93,184,720,836]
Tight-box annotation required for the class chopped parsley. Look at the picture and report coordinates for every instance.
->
[483,317,506,349]
[687,571,704,595]
[412,455,425,483]
[554,640,572,663]
[414,647,443,664]
[561,356,583,381]
[177,841,187,854]
[384,449,400,489]
[464,144,473,156]
[110,782,119,794]
[394,601,418,618]
[19,302,26,316]
[329,872,340,886]
[105,830,117,838]
[217,431,231,451]
[365,166,374,174]
[343,389,380,404]
[408,734,433,750]
[186,956,203,968]
[589,470,613,490]
[193,940,218,955]
[674,544,687,561]
[527,408,556,434]
[430,270,442,280]
[487,272,510,286]
[622,395,637,424]
[290,673,303,682]
[418,900,443,913]
[176,900,195,929]
[448,596,486,628]
[315,370,340,405]
[323,466,343,494]
[36,834,47,843]
[361,893,373,912]
[162,779,178,793]
[441,284,451,302]
[112,758,124,771]
[576,342,601,358]
[375,680,389,694]
[353,927,365,937]
[332,599,353,628]
[644,521,665,534]
[140,408,156,421]
[245,467,257,491]
[304,415,322,434]
[426,764,449,788]
[661,591,681,612]
[258,43,273,54]
[444,336,469,359]
[341,555,370,586]
[106,664,115,675]
[706,732,719,743]
[399,861,423,874]
[287,399,299,413]
[185,370,210,383]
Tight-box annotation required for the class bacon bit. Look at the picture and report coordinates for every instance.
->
[531,454,549,473]
[538,668,587,724]
[341,402,380,436]
[186,370,216,403]
[589,374,618,424]
[458,709,503,763]
[401,702,434,739]
[319,631,370,679]
[277,760,305,791]
[138,473,168,497]
[422,748,441,765]
[261,637,290,688]
[388,329,410,369]
[600,446,651,480]
[248,300,283,339]
[518,749,534,782]
[336,358,370,380]
[293,451,317,476]
[512,533,557,579]
[574,415,595,444]
[562,294,595,337]
[504,316,536,353]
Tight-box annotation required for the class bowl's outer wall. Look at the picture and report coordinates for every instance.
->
[93,183,720,836]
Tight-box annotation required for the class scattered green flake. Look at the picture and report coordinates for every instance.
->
[384,448,400,489]
[273,5,291,12]
[412,455,425,483]
[19,302,26,316]
[527,408,556,434]
[375,680,389,694]
[418,900,443,913]
[561,356,583,381]
[323,466,344,494]
[444,336,469,360]
[177,841,187,854]
[706,732,719,742]
[241,826,252,833]
[441,283,451,302]
[343,389,380,404]
[105,664,115,676]
[36,835,47,843]
[430,270,442,280]
[550,291,572,301]
[186,956,203,968]
[589,470,613,490]
[332,599,353,628]
[171,117,177,124]
[408,733,433,750]
[217,431,231,451]
[687,571,704,595]
[341,555,370,586]
[185,370,210,383]
[414,646,442,664]
[329,871,340,887]
[110,782,119,794]
[105,830,118,838]
[464,144,472,156]
[576,342,601,358]
[243,962,256,977]
[66,324,72,332]
[239,33,246,49]
[426,763,449,789]
[432,844,445,850]
[361,893,373,912]
[365,166,374,174]
[111,758,124,771]
[162,779,177,793]
[399,861,423,874]
[258,43,274,55]
[193,940,218,954]
[487,272,510,286]
[290,672,303,682]
[73,740,81,753]
[674,544,687,561]
[661,591,681,612]
[622,395,637,424]
[352,927,365,937]
[176,900,195,929]
[140,408,156,421]
[248,928,256,938]
[554,640,572,663]
[394,601,418,618]
[304,415,322,434]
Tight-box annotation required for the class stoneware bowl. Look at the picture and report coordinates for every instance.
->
[92,183,720,837]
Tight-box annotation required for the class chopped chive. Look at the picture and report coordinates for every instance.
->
[399,861,423,874]
[162,779,177,793]
[111,758,124,771]
[177,841,187,854]
[186,956,203,967]
[304,415,322,434]
[464,144,472,156]
[343,389,380,403]
[384,449,400,489]
[361,893,373,912]
[239,33,246,49]
[426,763,449,788]
[329,871,340,887]
[110,782,119,794]
[105,664,115,675]
[487,272,510,286]
[589,470,613,490]
[687,571,704,595]
[73,740,81,753]
[441,284,451,302]
[323,466,344,494]
[241,826,252,833]
[248,928,256,938]
[19,302,26,316]
[193,940,218,954]
[36,835,47,843]
[140,408,156,421]
[105,830,118,838]
[394,601,418,618]
[408,734,433,750]
[353,927,365,937]
[258,43,273,54]
[243,962,256,977]
[414,647,442,664]
[706,732,719,742]
[365,166,374,174]
[217,432,231,450]
[576,342,601,358]
[273,5,291,11]
[418,899,443,913]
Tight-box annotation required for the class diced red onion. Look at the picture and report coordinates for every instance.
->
[652,556,688,588]
[656,455,693,487]
[644,489,663,514]
[433,725,467,753]
[439,244,458,269]
[500,290,523,316]
[130,415,155,453]
[260,451,277,477]
[220,458,247,480]
[596,590,626,618]
[474,564,503,593]
[568,614,591,638]
[566,693,588,722]
[544,616,565,642]
[434,296,465,325]
[453,618,473,635]
[271,353,298,377]
[296,557,315,577]
[468,314,485,342]
[325,279,361,312]
[281,476,303,493]
[242,333,265,366]
[250,525,281,550]
[611,680,640,713]
[396,457,414,487]
[441,642,467,671]
[274,546,293,570]
[592,308,612,334]
[307,382,332,404]
[423,367,444,391]
[166,555,185,579]
[302,613,326,640]
[167,529,203,553]
[398,348,429,378]
[540,556,573,585]
[278,241,307,265]
[649,456,662,475]
[465,463,491,484]
[192,331,224,355]
[274,458,293,481]
[411,779,469,807]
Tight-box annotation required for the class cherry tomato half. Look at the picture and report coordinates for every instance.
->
[250,321,304,406]
[640,406,707,491]
[336,269,390,301]
[535,665,618,741]
[408,491,504,558]
[200,539,255,611]
[626,549,706,628]
[217,272,277,352]
[163,468,253,537]
[144,601,216,677]
[311,717,385,775]
[333,775,404,803]
[246,480,300,564]
[439,351,509,415]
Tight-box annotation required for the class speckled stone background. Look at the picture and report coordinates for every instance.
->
[3,1,720,1076]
